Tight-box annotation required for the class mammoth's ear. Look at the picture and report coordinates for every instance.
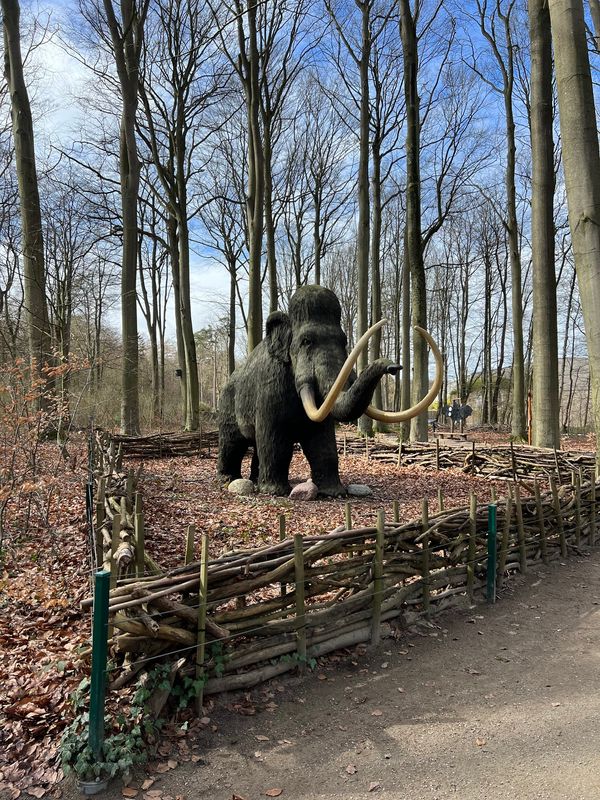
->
[266,311,292,364]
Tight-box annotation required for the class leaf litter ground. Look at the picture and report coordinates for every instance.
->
[0,431,593,799]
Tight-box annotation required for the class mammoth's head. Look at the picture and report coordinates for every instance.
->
[265,285,443,424]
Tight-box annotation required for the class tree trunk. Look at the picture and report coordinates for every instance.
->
[357,1,372,437]
[243,0,264,352]
[2,0,51,391]
[168,215,187,426]
[548,0,600,464]
[102,0,147,435]
[529,0,559,448]
[400,0,428,442]
[177,216,200,431]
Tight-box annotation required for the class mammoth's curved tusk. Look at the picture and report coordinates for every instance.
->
[365,326,443,423]
[299,318,387,423]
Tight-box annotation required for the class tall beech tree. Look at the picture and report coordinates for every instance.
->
[1,0,51,390]
[529,0,559,448]
[549,0,600,462]
[101,0,149,434]
[471,0,527,440]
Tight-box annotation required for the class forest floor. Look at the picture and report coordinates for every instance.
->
[0,429,597,800]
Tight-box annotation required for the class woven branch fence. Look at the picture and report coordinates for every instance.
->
[85,430,599,699]
[108,428,595,483]
[111,429,218,459]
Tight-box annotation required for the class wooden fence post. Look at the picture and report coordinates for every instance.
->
[294,535,307,665]
[110,513,121,590]
[134,512,145,579]
[467,493,477,602]
[185,525,195,565]
[195,534,209,714]
[514,483,527,574]
[550,476,567,557]
[574,471,582,547]
[345,502,352,531]
[534,480,548,563]
[438,487,444,512]
[498,486,513,588]
[435,437,440,470]
[421,501,430,616]
[279,515,287,599]
[371,511,385,645]
[392,500,399,524]
[591,474,597,547]
[487,504,498,603]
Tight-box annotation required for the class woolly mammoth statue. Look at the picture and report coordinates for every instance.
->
[217,285,443,496]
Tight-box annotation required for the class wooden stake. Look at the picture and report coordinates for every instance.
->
[345,502,352,531]
[514,483,527,574]
[498,486,513,588]
[467,492,477,602]
[510,441,517,480]
[392,500,399,524]
[195,534,209,714]
[126,470,134,512]
[294,535,307,665]
[134,512,145,579]
[110,513,121,590]
[438,487,444,512]
[421,501,430,616]
[591,473,597,547]
[95,477,106,568]
[550,475,567,557]
[574,471,582,547]
[397,440,402,468]
[279,515,287,598]
[435,437,440,470]
[365,436,370,461]
[185,525,195,565]
[533,480,548,563]
[371,511,385,644]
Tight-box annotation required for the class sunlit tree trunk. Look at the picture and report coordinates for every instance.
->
[1,0,51,395]
[400,0,428,441]
[548,0,600,464]
[103,0,148,434]
[529,0,559,448]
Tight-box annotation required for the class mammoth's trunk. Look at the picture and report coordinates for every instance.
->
[365,327,443,423]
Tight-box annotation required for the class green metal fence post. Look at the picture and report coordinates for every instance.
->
[89,570,110,762]
[487,504,498,604]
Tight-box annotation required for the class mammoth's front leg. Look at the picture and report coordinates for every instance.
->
[301,418,346,498]
[255,417,294,496]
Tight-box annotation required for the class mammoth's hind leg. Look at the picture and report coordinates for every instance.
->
[217,384,248,483]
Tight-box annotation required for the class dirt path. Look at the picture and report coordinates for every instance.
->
[64,551,600,800]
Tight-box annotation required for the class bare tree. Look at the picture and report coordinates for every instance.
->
[1,0,51,393]
[549,0,600,461]
[529,0,559,447]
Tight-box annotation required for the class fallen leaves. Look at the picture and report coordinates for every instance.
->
[265,789,283,797]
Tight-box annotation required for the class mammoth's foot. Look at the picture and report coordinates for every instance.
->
[217,470,241,485]
[317,481,347,498]
[258,480,292,496]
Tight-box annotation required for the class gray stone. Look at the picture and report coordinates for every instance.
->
[347,483,373,497]
[228,478,255,496]
[289,480,318,501]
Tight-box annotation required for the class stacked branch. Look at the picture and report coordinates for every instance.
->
[111,429,219,459]
[339,433,595,481]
